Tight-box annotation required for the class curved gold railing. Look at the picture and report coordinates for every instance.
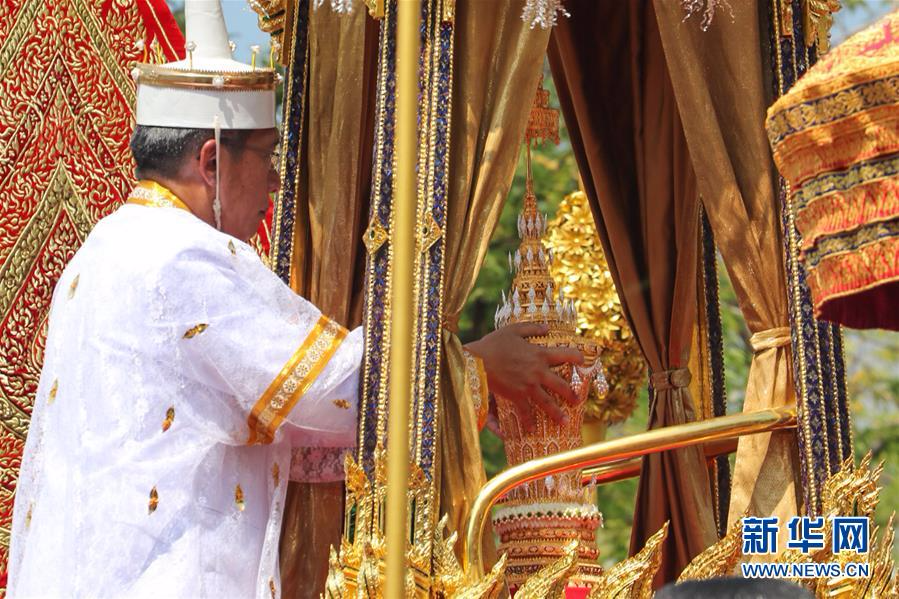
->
[578,437,738,486]
[462,406,797,578]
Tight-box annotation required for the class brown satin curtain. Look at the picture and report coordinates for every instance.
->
[652,0,801,545]
[278,5,378,598]
[548,0,718,585]
[439,1,551,557]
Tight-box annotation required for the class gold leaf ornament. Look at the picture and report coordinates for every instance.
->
[235,484,245,511]
[183,323,209,339]
[47,379,59,405]
[68,274,80,299]
[148,486,159,514]
[162,406,175,432]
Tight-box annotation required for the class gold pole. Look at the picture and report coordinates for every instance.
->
[462,406,797,578]
[385,0,419,596]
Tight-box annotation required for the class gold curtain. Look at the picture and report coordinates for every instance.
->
[548,0,718,585]
[652,0,801,542]
[439,0,551,555]
[278,5,379,597]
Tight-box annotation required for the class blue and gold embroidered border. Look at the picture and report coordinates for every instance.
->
[767,74,899,146]
[271,0,310,284]
[768,0,852,516]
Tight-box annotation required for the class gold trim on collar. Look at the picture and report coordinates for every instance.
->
[247,315,348,445]
[127,180,192,213]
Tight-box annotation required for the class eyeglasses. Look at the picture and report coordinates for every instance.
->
[234,142,281,170]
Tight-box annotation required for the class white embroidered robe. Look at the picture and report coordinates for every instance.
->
[8,195,363,598]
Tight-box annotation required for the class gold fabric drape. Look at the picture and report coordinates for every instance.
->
[652,0,801,540]
[278,5,378,597]
[439,1,551,557]
[548,0,718,585]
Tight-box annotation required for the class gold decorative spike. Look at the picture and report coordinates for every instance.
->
[363,218,389,255]
[771,455,896,597]
[324,546,347,598]
[454,555,507,599]
[47,379,58,405]
[820,453,883,519]
[864,514,896,598]
[780,0,794,37]
[678,515,745,581]
[332,398,351,410]
[357,542,383,597]
[183,323,209,339]
[235,484,245,511]
[803,0,840,53]
[162,406,175,432]
[418,213,443,253]
[326,451,511,598]
[431,515,464,593]
[68,274,79,299]
[228,240,236,255]
[363,0,385,18]
[441,0,455,24]
[148,486,159,514]
[514,539,580,599]
[589,522,669,599]
[272,462,280,488]
[269,578,276,599]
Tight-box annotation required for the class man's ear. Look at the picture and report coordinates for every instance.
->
[197,138,218,190]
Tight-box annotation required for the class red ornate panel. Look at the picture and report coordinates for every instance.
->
[0,0,183,582]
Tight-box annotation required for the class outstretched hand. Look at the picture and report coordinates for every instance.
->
[465,322,583,433]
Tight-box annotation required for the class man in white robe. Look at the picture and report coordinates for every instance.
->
[8,2,360,596]
[7,2,583,597]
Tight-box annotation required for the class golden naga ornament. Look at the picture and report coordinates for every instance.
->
[324,448,507,598]
[671,453,897,596]
[770,453,896,598]
[491,78,607,592]
[677,514,746,582]
[587,522,668,599]
[543,190,644,427]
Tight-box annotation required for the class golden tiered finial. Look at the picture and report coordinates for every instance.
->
[492,77,608,592]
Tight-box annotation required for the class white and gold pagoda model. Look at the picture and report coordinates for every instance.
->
[491,78,608,592]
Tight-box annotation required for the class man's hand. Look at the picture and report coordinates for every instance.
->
[465,322,584,433]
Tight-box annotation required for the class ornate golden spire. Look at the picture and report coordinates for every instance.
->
[492,76,607,591]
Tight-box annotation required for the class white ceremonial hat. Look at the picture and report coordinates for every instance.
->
[133,0,278,130]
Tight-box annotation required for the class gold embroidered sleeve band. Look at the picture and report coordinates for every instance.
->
[463,349,489,430]
[247,315,348,445]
